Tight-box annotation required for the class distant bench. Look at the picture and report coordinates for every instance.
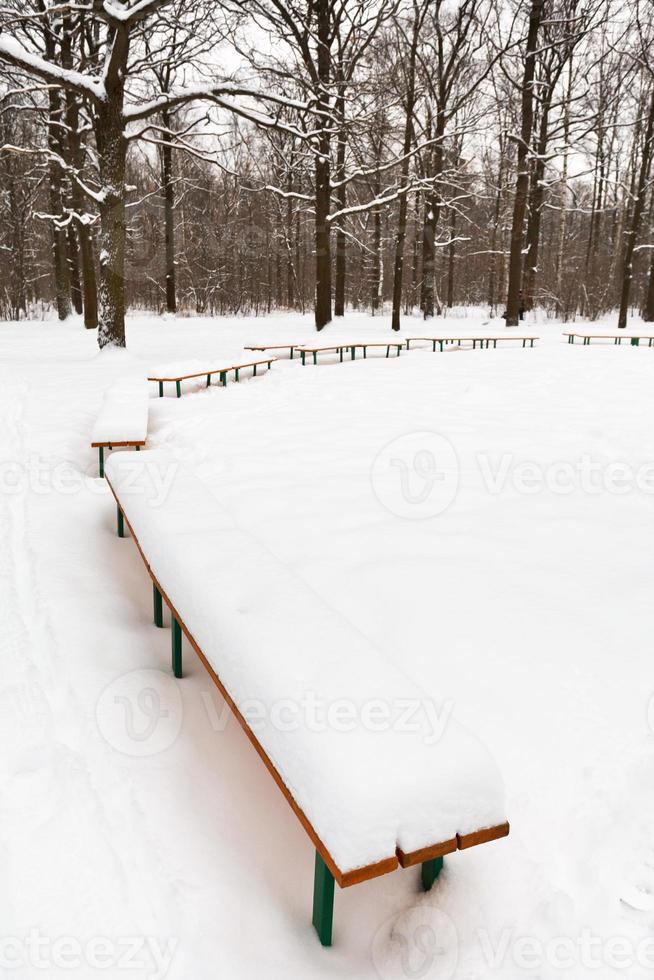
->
[406,335,539,351]
[91,378,148,477]
[105,450,509,947]
[563,332,654,346]
[245,343,300,359]
[298,342,404,365]
[148,357,276,397]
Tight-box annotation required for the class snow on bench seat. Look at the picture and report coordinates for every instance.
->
[147,357,275,397]
[406,335,539,351]
[105,450,508,937]
[91,378,148,476]
[297,342,404,364]
[563,331,654,346]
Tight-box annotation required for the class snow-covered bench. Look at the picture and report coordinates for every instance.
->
[105,450,509,946]
[298,342,404,364]
[563,331,654,346]
[405,335,539,351]
[91,378,148,477]
[245,343,300,359]
[147,357,275,397]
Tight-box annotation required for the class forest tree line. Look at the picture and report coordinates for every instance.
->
[0,0,653,344]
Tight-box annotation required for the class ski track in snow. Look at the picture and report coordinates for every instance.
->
[2,311,654,979]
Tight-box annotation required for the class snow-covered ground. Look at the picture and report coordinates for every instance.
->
[2,309,654,980]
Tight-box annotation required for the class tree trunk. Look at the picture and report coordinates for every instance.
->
[47,88,72,321]
[334,86,347,317]
[391,9,422,331]
[95,105,128,347]
[63,24,98,330]
[422,124,444,319]
[505,0,544,326]
[555,62,572,318]
[523,98,551,311]
[314,0,332,330]
[67,223,83,314]
[447,206,456,307]
[618,86,654,328]
[161,109,177,314]
[643,254,654,322]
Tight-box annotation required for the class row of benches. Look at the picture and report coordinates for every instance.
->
[92,329,650,475]
[92,336,540,473]
[563,331,654,346]
[247,335,539,363]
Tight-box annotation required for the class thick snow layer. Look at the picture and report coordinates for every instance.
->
[91,377,149,445]
[106,450,506,873]
[3,310,654,978]
[148,356,273,379]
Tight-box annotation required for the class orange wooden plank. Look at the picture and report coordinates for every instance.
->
[457,822,510,850]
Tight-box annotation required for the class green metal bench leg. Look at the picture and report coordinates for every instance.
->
[397,344,401,356]
[439,340,444,351]
[312,851,335,947]
[421,856,444,891]
[339,347,343,362]
[172,616,182,678]
[301,351,306,365]
[176,380,181,398]
[117,505,124,538]
[135,445,140,451]
[290,347,294,359]
[351,346,356,360]
[631,337,640,346]
[221,371,227,385]
[98,446,104,478]
[158,381,164,396]
[153,584,164,628]
[313,352,317,365]
[235,368,240,382]
[206,374,211,387]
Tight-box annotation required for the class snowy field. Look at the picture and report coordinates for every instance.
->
[2,310,654,979]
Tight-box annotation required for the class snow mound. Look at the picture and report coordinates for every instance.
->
[91,377,149,445]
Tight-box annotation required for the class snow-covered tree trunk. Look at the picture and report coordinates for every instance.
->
[161,109,177,314]
[618,86,654,329]
[47,88,72,321]
[505,0,544,326]
[96,89,128,348]
[314,0,332,331]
